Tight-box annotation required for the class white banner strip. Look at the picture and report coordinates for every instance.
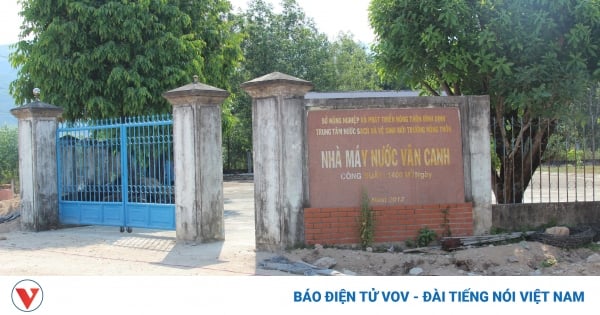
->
[1,276,597,314]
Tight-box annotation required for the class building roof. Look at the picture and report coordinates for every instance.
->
[305,90,421,99]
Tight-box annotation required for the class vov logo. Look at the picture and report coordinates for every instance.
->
[11,279,44,312]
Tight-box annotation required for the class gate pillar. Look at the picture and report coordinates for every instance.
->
[163,76,229,243]
[10,89,63,231]
[241,72,313,251]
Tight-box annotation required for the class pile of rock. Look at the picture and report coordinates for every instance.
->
[531,225,597,249]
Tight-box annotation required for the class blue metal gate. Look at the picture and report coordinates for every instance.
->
[57,115,175,232]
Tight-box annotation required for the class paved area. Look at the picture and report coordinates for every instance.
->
[0,180,289,276]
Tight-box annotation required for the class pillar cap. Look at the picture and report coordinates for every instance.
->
[10,101,63,120]
[241,72,313,98]
[163,76,230,107]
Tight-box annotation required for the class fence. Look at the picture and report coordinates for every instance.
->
[491,115,600,204]
[57,115,175,230]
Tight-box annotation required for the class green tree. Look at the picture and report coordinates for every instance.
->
[370,0,600,203]
[543,82,600,163]
[222,0,337,172]
[0,126,18,184]
[10,0,242,121]
[330,32,381,91]
[239,0,336,90]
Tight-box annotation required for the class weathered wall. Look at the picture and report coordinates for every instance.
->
[163,79,228,243]
[241,73,490,249]
[11,101,63,231]
[492,202,600,231]
[305,95,492,237]
[305,203,473,245]
[461,96,492,235]
[241,72,313,251]
[307,107,465,208]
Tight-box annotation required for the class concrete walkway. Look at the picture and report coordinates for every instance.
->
[0,180,289,276]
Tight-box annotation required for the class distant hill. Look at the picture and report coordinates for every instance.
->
[0,45,18,126]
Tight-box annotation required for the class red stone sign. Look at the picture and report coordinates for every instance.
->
[307,107,465,208]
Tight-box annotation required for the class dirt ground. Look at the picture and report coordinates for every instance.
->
[283,240,600,276]
[0,197,20,233]
[2,194,600,276]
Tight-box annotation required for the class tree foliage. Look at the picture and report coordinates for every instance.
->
[220,0,384,172]
[239,0,381,91]
[370,0,600,203]
[10,0,242,121]
[0,126,18,184]
[330,32,381,91]
[223,0,338,172]
[8,0,384,173]
[239,0,336,90]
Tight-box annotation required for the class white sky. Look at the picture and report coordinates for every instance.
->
[0,0,374,45]
[0,1,21,45]
[229,0,375,43]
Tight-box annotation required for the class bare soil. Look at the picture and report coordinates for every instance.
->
[0,197,20,234]
[0,197,19,216]
[282,240,600,276]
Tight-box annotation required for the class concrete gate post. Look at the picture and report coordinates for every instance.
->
[10,89,63,231]
[241,72,313,251]
[163,76,229,243]
[462,96,492,235]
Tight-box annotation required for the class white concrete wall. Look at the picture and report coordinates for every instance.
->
[196,105,224,240]
[164,81,228,243]
[467,96,492,235]
[280,97,306,245]
[242,72,313,251]
[12,104,62,231]
[17,118,35,229]
[251,95,306,248]
[253,96,282,247]
[173,105,198,240]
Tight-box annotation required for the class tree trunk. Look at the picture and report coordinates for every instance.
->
[491,110,557,203]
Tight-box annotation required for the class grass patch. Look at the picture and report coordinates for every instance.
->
[583,242,600,251]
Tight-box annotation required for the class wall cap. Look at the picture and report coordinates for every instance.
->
[241,72,313,98]
[10,101,63,119]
